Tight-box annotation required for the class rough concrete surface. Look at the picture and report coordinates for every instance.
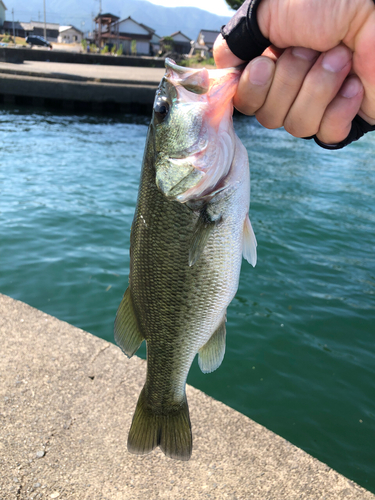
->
[0,293,374,500]
[0,61,166,85]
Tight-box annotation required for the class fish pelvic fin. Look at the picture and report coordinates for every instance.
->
[114,287,144,358]
[243,213,257,267]
[128,387,192,461]
[198,315,226,374]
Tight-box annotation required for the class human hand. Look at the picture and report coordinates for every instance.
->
[214,0,375,145]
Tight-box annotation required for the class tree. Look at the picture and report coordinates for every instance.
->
[225,0,243,9]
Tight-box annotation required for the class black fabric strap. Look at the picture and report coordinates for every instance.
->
[221,0,270,61]
[304,115,375,150]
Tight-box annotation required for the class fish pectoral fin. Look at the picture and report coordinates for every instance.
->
[128,387,192,461]
[114,287,144,358]
[243,213,257,267]
[189,207,221,267]
[198,315,226,374]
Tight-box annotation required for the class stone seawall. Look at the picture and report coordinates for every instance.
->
[1,293,374,500]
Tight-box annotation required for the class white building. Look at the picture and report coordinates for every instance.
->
[58,26,83,44]
[107,17,154,55]
[150,33,161,56]
[160,31,192,55]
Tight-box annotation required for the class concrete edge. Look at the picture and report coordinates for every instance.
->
[0,72,156,113]
[1,292,374,500]
[0,67,162,86]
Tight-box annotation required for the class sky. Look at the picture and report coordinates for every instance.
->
[147,0,235,17]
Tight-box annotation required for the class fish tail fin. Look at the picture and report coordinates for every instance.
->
[128,386,192,461]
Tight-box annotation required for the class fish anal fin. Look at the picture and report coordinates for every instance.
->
[243,214,257,267]
[198,316,226,374]
[114,287,144,358]
[189,207,221,267]
[128,387,192,461]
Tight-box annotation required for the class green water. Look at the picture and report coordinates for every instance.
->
[0,108,374,491]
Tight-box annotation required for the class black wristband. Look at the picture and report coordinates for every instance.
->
[223,0,375,149]
[304,115,375,150]
[221,0,270,61]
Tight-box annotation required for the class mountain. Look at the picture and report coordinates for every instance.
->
[8,0,231,40]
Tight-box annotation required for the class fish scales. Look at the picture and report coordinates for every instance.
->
[114,58,257,461]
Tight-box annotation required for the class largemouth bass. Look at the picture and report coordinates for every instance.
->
[114,58,257,461]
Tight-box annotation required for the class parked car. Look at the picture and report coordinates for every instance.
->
[26,36,52,48]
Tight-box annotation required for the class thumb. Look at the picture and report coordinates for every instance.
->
[213,34,245,69]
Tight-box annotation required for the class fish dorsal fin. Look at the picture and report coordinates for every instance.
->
[198,315,226,374]
[114,287,144,358]
[243,214,257,267]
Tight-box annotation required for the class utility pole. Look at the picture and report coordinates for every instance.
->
[43,0,47,40]
[12,9,15,43]
[98,0,102,48]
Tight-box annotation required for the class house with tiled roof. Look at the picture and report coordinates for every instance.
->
[105,16,155,55]
[58,26,84,44]
[160,31,192,55]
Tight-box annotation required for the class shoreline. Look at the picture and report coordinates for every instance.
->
[0,61,166,114]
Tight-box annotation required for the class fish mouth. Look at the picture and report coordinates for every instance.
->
[164,57,242,95]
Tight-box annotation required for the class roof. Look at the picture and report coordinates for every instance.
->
[0,1,7,10]
[3,20,23,29]
[59,25,83,35]
[197,29,220,45]
[94,13,119,23]
[138,22,155,35]
[115,17,155,35]
[23,21,60,30]
[168,31,191,42]
[150,33,161,44]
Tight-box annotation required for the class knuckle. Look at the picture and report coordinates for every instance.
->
[317,121,351,144]
[233,99,258,116]
[256,110,284,130]
[284,118,318,138]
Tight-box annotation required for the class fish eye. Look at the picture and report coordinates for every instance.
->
[154,98,169,121]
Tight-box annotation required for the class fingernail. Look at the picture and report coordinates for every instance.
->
[340,77,363,98]
[322,47,351,73]
[292,47,318,61]
[248,58,273,86]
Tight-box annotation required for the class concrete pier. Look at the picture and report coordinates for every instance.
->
[1,293,374,500]
[0,61,166,113]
